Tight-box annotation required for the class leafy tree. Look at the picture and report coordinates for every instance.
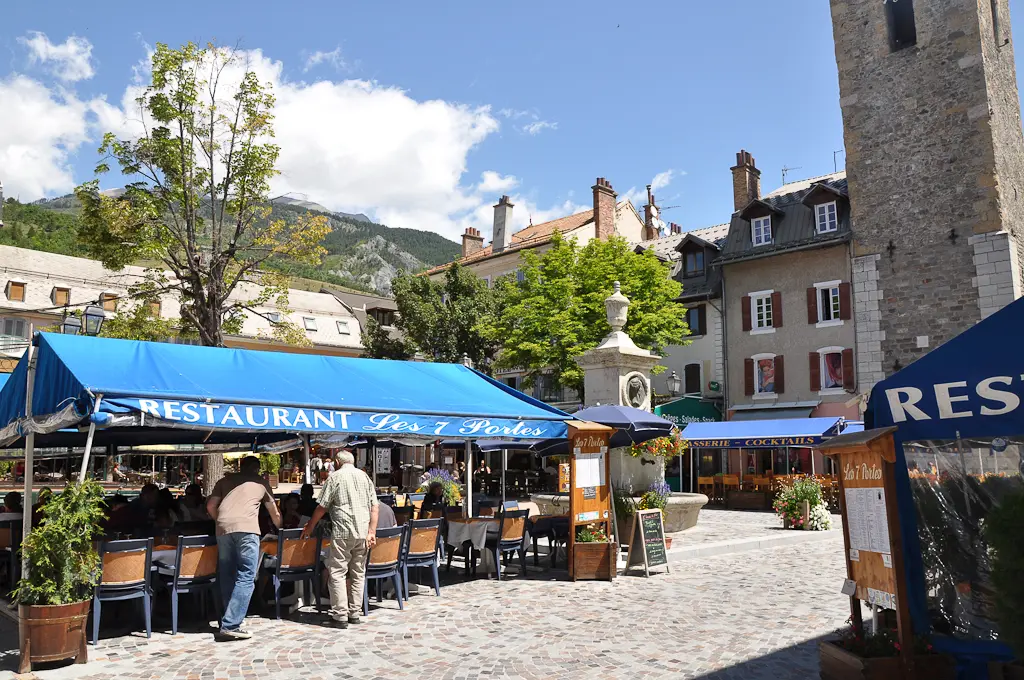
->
[361,263,504,370]
[481,232,688,395]
[74,41,330,490]
[99,302,182,343]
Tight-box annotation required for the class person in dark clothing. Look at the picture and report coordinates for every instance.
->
[419,481,446,515]
[298,483,318,517]
[3,491,22,514]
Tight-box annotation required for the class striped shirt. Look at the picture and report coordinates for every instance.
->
[317,465,379,539]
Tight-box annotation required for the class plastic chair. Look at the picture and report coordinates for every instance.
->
[502,500,520,511]
[160,535,219,635]
[482,509,528,581]
[363,526,405,615]
[93,538,153,645]
[400,519,442,599]
[269,529,321,619]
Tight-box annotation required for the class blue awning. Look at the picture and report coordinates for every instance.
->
[679,417,845,448]
[0,333,570,445]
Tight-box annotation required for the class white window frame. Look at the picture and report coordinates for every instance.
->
[303,316,318,331]
[751,216,772,246]
[336,320,351,335]
[751,352,778,400]
[818,345,846,395]
[749,289,775,335]
[816,201,838,234]
[814,280,844,328]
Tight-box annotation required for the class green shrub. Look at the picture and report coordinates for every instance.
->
[15,481,106,605]
[259,453,281,476]
[984,487,1024,659]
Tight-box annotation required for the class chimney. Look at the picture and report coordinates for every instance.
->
[492,195,514,253]
[592,177,617,240]
[730,149,761,211]
[461,227,483,258]
[642,184,659,240]
[669,222,682,235]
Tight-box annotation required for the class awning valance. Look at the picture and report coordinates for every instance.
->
[679,416,845,448]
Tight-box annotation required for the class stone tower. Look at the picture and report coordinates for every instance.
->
[830,0,1024,390]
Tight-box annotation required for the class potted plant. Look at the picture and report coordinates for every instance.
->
[416,468,462,506]
[15,481,105,673]
[259,453,281,488]
[773,476,831,530]
[638,481,672,548]
[820,621,954,680]
[984,487,1024,679]
[572,522,616,581]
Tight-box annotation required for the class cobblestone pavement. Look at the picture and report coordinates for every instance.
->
[668,507,841,546]
[0,530,849,680]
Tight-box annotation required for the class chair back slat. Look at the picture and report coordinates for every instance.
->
[280,537,318,569]
[499,510,529,542]
[179,545,218,579]
[368,533,403,567]
[101,551,147,585]
[407,520,440,558]
[420,508,443,520]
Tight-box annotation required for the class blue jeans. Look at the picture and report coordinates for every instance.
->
[217,533,260,631]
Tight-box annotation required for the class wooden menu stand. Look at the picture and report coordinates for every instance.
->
[567,421,616,581]
[818,427,915,679]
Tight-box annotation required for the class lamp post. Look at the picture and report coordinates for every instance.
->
[82,305,105,336]
[59,314,82,336]
[667,370,681,397]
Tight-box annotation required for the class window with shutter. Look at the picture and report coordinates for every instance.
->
[744,358,754,396]
[748,291,774,333]
[771,292,783,328]
[813,280,843,326]
[806,287,818,324]
[751,354,777,397]
[683,363,702,394]
[839,282,852,320]
[809,352,821,392]
[816,346,846,393]
[774,355,785,394]
[842,348,856,391]
[741,295,752,332]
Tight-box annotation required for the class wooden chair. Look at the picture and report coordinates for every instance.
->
[481,509,529,580]
[400,519,442,598]
[721,474,741,499]
[405,493,426,518]
[751,475,771,492]
[160,535,218,635]
[363,526,406,615]
[93,538,153,646]
[697,476,714,500]
[269,529,321,619]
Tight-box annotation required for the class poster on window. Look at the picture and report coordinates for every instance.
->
[757,358,775,394]
[823,352,843,389]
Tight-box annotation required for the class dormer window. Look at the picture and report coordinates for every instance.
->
[816,202,838,233]
[751,216,772,246]
[683,250,704,278]
[52,287,70,306]
[6,281,25,303]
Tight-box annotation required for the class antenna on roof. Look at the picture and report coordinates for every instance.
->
[833,149,845,173]
[529,214,533,227]
[781,166,802,184]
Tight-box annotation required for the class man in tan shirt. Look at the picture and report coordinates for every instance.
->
[302,450,378,628]
[206,456,281,641]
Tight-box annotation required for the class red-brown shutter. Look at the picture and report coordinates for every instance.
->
[774,355,785,394]
[741,296,752,332]
[809,352,821,392]
[807,287,818,324]
[839,282,852,321]
[698,305,707,337]
[771,291,783,328]
[842,348,856,391]
[744,358,754,396]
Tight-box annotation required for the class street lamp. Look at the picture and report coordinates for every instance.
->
[82,305,106,336]
[667,370,681,397]
[461,354,474,369]
[59,314,82,335]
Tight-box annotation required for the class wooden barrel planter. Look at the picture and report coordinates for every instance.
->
[19,600,91,673]
[819,641,955,680]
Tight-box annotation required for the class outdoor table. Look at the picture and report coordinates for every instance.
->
[446,517,531,576]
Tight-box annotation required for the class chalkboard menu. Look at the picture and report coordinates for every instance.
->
[625,509,670,576]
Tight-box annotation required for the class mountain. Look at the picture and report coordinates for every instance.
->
[6,193,460,296]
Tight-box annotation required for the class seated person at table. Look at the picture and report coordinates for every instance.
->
[179,484,210,522]
[377,499,397,529]
[419,482,446,516]
[281,494,303,529]
[298,484,318,518]
[3,491,22,514]
[127,484,159,528]
[155,488,181,529]
[111,461,128,483]
[31,488,53,526]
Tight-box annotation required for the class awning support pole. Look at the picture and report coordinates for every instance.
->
[465,440,473,517]
[21,340,37,577]
[77,393,103,484]
[690,448,695,494]
[302,434,312,484]
[678,453,683,493]
[501,448,507,507]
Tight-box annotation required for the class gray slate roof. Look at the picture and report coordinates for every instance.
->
[717,171,851,263]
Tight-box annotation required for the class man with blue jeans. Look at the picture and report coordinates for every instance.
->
[206,456,281,641]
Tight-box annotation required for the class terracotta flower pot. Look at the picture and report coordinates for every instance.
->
[19,600,91,673]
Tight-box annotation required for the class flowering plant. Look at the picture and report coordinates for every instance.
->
[833,620,934,658]
[807,502,833,531]
[417,467,462,505]
[575,523,609,543]
[638,481,671,512]
[628,435,686,459]
[773,476,827,530]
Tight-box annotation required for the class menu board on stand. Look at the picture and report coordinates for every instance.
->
[817,427,914,678]
[567,421,616,581]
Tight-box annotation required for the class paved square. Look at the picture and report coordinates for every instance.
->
[0,527,849,680]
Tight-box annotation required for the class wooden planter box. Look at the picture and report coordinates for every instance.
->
[819,641,955,680]
[19,600,90,673]
[727,490,770,510]
[264,473,279,489]
[990,662,1024,680]
[571,542,616,581]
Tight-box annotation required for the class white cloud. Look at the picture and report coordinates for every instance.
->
[477,171,519,194]
[17,32,95,82]
[303,47,349,73]
[522,120,557,136]
[651,169,675,191]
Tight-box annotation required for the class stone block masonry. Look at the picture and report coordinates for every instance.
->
[972,231,1023,318]
[853,254,885,391]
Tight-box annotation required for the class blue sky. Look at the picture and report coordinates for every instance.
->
[2,1,1022,242]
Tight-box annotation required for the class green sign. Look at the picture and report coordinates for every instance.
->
[654,397,721,427]
[708,380,720,392]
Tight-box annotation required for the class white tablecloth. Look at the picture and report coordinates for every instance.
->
[445,520,496,550]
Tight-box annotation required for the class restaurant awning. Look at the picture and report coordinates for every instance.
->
[679,416,845,448]
[0,333,571,446]
[653,397,721,426]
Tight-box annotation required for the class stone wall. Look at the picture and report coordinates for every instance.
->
[830,0,1024,388]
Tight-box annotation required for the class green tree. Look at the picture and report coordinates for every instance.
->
[74,41,330,490]
[99,302,181,343]
[361,263,505,370]
[482,232,688,395]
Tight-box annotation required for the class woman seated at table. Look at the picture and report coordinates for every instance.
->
[178,483,210,522]
[419,481,446,516]
[280,494,303,529]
